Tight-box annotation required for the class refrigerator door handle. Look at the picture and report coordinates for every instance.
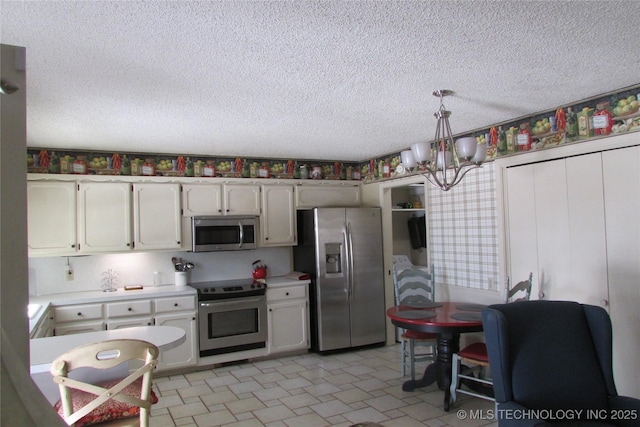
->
[346,222,355,300]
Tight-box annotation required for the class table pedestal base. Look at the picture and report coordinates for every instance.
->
[401,332,459,411]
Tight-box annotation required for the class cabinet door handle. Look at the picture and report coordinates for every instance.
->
[174,303,179,307]
[128,307,132,311]
[77,312,82,316]
[286,292,289,296]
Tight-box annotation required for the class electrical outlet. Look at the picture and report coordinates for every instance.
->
[66,267,74,281]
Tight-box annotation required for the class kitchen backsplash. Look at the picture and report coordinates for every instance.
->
[28,247,292,296]
[27,84,640,183]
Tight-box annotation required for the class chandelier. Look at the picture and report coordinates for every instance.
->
[403,90,486,191]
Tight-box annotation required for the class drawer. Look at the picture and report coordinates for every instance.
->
[154,296,196,313]
[267,286,307,302]
[106,300,152,318]
[54,304,103,323]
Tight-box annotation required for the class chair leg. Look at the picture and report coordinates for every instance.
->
[409,339,416,381]
[450,353,460,404]
[400,339,407,377]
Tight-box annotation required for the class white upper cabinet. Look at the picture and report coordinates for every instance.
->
[224,184,261,215]
[77,182,132,253]
[295,183,361,208]
[182,184,223,216]
[182,183,260,216]
[27,181,77,255]
[133,183,182,250]
[261,184,296,246]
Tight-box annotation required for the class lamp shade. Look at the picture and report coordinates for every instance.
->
[455,137,477,160]
[436,151,452,170]
[401,150,417,168]
[411,141,431,163]
[472,143,487,163]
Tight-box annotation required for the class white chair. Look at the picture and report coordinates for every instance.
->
[393,259,438,380]
[50,339,159,427]
[450,273,533,405]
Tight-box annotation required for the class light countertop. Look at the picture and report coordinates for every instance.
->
[28,275,310,333]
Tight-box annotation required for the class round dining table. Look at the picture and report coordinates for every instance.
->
[386,301,485,411]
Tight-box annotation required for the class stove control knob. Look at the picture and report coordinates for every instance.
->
[250,284,255,289]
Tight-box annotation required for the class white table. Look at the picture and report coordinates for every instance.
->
[30,325,186,374]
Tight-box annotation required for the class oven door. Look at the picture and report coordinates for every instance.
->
[198,295,267,357]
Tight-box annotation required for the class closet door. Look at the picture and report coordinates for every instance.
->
[532,160,572,301]
[602,145,640,398]
[564,153,608,306]
[504,164,540,298]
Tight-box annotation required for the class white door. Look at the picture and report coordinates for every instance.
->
[133,183,182,250]
[532,159,572,301]
[224,184,261,215]
[564,153,608,307]
[154,312,197,371]
[182,184,223,216]
[261,185,296,246]
[27,181,77,255]
[268,300,308,354]
[602,145,640,398]
[504,164,540,297]
[78,182,131,253]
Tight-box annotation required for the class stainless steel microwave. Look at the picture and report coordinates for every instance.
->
[191,216,258,252]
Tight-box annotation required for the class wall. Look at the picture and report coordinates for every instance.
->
[1,44,66,427]
[29,247,292,296]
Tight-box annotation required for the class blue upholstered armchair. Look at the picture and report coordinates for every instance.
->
[482,300,640,427]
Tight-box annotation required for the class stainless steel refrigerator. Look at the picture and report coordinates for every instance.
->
[294,207,386,352]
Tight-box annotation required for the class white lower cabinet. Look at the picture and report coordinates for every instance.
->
[49,294,198,372]
[154,312,197,371]
[30,307,55,339]
[267,285,309,354]
[153,295,198,371]
[55,320,105,336]
[107,317,154,329]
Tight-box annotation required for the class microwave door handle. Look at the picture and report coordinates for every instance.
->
[238,220,244,249]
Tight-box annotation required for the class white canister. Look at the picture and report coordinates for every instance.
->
[175,271,188,287]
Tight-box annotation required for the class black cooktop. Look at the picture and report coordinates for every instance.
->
[190,278,266,300]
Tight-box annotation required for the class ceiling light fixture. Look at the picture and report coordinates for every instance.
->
[410,90,486,191]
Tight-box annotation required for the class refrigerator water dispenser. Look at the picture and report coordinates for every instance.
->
[325,243,342,273]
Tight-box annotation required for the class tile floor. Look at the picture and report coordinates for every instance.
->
[150,344,497,427]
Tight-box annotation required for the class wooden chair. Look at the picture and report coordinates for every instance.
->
[50,339,159,427]
[393,263,437,380]
[450,273,533,406]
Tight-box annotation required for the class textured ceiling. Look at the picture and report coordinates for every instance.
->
[2,1,639,161]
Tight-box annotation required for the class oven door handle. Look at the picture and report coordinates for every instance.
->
[200,297,263,308]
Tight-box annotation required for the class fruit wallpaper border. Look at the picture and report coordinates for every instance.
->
[27,84,640,182]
